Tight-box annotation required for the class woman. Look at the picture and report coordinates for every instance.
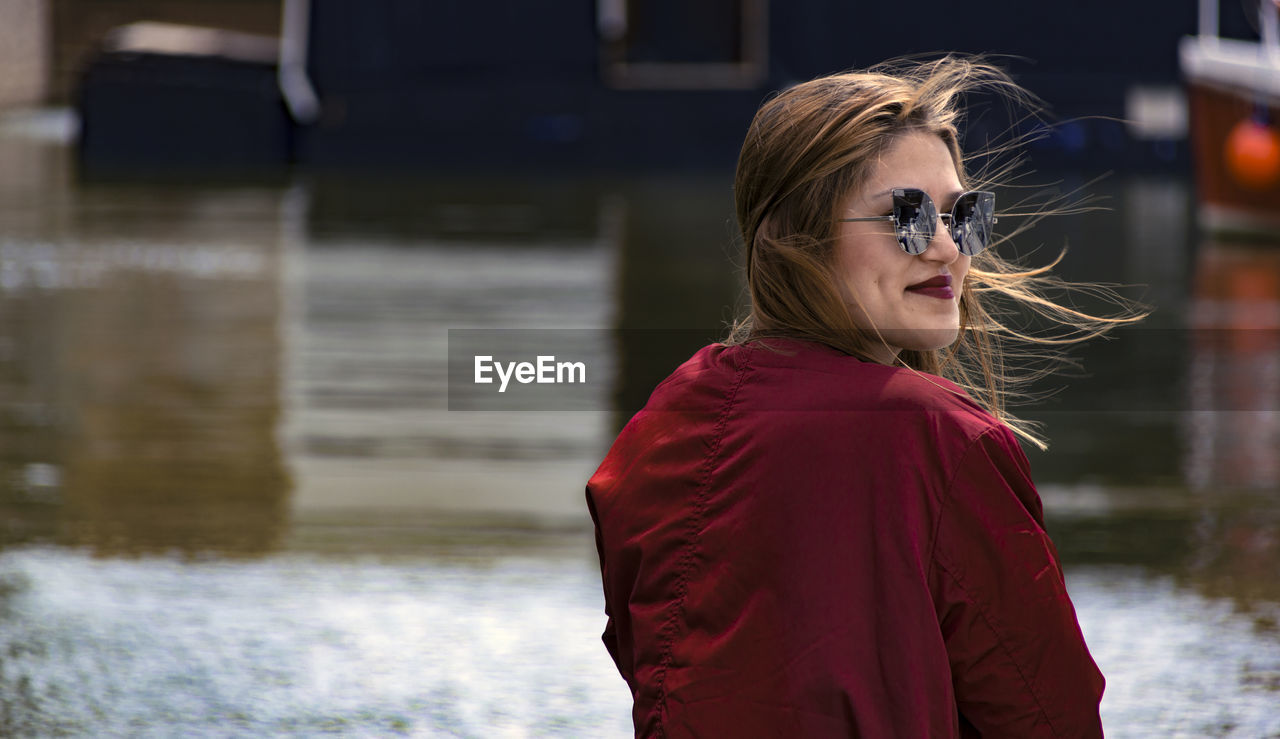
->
[586,56,1138,737]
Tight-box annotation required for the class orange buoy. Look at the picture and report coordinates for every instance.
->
[1225,118,1280,190]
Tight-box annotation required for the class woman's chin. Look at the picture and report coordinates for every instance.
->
[886,326,961,353]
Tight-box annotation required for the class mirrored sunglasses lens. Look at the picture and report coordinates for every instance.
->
[893,191,934,255]
[951,193,993,256]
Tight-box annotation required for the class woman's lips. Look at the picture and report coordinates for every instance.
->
[906,275,954,300]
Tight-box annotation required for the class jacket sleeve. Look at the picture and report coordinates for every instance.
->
[930,426,1105,738]
[586,485,630,692]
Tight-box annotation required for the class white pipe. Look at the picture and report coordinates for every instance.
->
[1199,0,1218,40]
[279,0,320,124]
[597,0,627,41]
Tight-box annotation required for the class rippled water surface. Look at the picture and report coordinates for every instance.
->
[0,541,632,737]
[2,542,1277,737]
[0,115,1278,736]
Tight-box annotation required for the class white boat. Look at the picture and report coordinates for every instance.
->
[1180,0,1280,236]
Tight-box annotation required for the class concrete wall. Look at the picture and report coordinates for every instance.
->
[0,0,51,108]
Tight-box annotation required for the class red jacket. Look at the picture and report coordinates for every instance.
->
[586,340,1104,738]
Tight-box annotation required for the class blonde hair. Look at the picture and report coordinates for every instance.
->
[727,55,1145,449]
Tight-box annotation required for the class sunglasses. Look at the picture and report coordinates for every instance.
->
[839,188,998,256]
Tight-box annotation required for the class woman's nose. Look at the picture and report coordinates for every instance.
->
[924,217,961,263]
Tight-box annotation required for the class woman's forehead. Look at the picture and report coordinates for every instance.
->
[848,135,964,207]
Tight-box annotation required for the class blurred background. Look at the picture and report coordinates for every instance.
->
[0,0,1278,736]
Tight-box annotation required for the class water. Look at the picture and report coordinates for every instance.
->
[0,542,632,737]
[0,114,1278,736]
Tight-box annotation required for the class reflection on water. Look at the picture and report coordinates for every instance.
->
[282,239,614,524]
[0,143,290,556]
[0,123,1278,735]
[1186,241,1280,490]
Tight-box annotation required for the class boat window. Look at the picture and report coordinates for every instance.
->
[597,0,768,89]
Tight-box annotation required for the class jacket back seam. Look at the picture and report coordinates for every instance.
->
[649,349,753,737]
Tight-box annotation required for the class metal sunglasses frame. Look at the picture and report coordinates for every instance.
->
[838,188,998,256]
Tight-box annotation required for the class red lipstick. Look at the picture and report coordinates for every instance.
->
[906,274,954,300]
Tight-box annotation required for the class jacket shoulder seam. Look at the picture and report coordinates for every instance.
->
[929,426,1062,737]
[932,554,1062,737]
[924,425,1001,579]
